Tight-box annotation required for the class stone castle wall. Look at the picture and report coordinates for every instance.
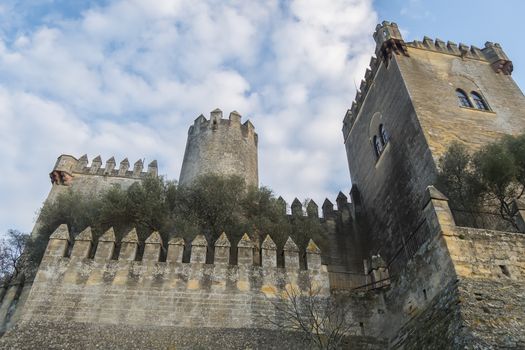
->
[385,188,525,349]
[0,225,337,348]
[443,227,525,348]
[46,154,157,202]
[342,21,525,268]
[21,225,329,327]
[5,186,524,349]
[4,21,525,349]
[178,109,258,187]
[397,40,525,161]
[340,22,525,348]
[342,53,437,263]
[34,154,157,236]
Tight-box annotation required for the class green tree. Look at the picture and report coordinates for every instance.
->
[437,134,525,231]
[472,141,521,229]
[436,142,484,225]
[28,174,323,267]
[173,174,246,243]
[0,230,31,284]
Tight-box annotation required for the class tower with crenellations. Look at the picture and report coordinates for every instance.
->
[179,108,258,187]
[1,20,525,350]
[340,20,525,349]
[342,20,525,266]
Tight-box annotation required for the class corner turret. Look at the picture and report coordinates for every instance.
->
[482,42,513,75]
[49,155,76,185]
[373,21,408,65]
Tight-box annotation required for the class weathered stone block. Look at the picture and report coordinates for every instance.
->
[190,235,207,264]
[71,227,93,259]
[283,237,299,269]
[306,239,322,270]
[119,228,139,261]
[167,237,184,263]
[237,233,253,266]
[143,231,162,262]
[44,224,70,258]
[214,233,230,265]
[261,235,277,268]
[95,228,116,261]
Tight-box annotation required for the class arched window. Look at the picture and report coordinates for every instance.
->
[456,89,472,108]
[471,91,489,110]
[373,135,383,158]
[379,124,389,145]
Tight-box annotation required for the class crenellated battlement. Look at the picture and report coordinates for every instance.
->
[342,22,513,140]
[18,224,330,332]
[372,20,513,71]
[407,38,513,74]
[341,53,380,140]
[188,108,258,143]
[277,191,355,221]
[43,224,327,273]
[50,154,158,185]
[179,108,259,187]
[4,19,525,349]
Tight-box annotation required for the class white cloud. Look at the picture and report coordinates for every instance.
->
[0,0,377,233]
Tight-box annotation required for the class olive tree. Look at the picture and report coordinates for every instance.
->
[28,174,324,266]
[437,134,525,231]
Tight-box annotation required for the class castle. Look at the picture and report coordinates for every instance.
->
[0,21,524,349]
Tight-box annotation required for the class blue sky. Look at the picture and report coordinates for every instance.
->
[375,0,525,88]
[0,0,523,234]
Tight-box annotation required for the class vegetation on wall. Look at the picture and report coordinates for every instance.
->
[0,230,31,285]
[437,133,525,232]
[19,174,326,270]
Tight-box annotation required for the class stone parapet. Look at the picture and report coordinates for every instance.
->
[50,154,157,185]
[20,225,329,330]
[342,21,514,141]
[277,193,352,221]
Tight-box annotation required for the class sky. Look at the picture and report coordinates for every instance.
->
[1,0,524,234]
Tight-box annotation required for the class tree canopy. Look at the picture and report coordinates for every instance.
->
[27,174,326,267]
[437,133,525,232]
[0,230,30,285]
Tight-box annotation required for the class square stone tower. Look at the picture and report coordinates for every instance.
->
[343,21,525,262]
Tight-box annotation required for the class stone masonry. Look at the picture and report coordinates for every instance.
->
[1,20,525,349]
[22,227,328,328]
[179,109,258,187]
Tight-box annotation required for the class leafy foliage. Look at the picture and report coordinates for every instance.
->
[30,174,325,265]
[436,142,485,225]
[0,230,31,284]
[437,134,525,231]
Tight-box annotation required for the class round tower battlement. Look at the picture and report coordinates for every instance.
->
[178,108,258,187]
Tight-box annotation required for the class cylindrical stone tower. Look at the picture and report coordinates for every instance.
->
[178,108,259,187]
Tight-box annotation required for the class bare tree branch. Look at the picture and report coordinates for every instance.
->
[262,284,357,350]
